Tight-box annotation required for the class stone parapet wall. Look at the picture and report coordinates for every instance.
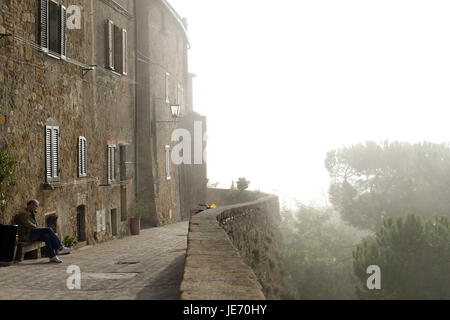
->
[180,195,285,300]
[207,188,268,206]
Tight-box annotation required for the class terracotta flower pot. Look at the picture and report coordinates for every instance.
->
[130,217,141,235]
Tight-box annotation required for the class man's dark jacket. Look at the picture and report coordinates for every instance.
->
[15,209,38,241]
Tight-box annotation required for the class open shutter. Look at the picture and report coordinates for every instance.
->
[45,126,53,182]
[39,0,49,52]
[111,146,115,181]
[165,73,170,103]
[82,139,87,176]
[78,137,82,177]
[60,5,67,58]
[52,127,59,180]
[106,20,114,70]
[78,137,87,177]
[165,145,171,180]
[114,25,123,74]
[107,146,111,183]
[122,29,128,75]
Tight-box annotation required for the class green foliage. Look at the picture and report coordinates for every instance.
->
[280,204,369,299]
[353,214,450,299]
[0,145,17,224]
[63,235,78,247]
[326,141,450,230]
[236,177,250,192]
[130,200,148,218]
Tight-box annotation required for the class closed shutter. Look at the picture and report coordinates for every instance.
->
[45,126,59,182]
[122,29,128,75]
[60,5,67,58]
[106,20,114,70]
[39,0,49,52]
[114,25,123,74]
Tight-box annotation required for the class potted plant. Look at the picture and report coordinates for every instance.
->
[129,200,147,235]
[0,146,17,266]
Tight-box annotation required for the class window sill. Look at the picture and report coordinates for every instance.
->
[42,182,63,190]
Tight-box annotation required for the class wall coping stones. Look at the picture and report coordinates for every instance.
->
[179,196,279,300]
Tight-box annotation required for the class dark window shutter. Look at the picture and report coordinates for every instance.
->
[48,0,60,55]
[39,0,49,52]
[114,25,123,74]
[106,20,114,70]
[108,145,115,184]
[60,5,67,58]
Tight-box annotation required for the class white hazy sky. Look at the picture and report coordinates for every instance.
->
[168,0,450,208]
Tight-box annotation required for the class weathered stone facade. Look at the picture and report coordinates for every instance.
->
[135,0,207,226]
[0,0,206,245]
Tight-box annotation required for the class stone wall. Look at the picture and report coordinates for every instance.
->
[181,195,287,300]
[207,188,267,206]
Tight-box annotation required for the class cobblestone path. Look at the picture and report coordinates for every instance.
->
[0,221,188,300]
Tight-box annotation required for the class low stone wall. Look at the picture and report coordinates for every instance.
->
[180,195,286,300]
[207,188,268,206]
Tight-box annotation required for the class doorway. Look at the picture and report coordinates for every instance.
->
[111,208,117,236]
[76,205,86,242]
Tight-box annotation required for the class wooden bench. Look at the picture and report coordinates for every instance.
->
[15,241,46,262]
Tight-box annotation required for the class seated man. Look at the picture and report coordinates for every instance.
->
[16,200,72,263]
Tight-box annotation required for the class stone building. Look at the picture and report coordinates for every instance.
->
[0,0,207,245]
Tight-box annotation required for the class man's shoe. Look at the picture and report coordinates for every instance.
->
[49,256,63,263]
[57,247,73,255]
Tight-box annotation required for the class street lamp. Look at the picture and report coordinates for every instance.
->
[170,104,181,119]
[154,104,181,123]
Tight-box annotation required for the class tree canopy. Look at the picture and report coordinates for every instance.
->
[325,141,450,230]
[353,214,450,299]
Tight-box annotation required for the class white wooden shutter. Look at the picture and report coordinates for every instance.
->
[165,145,171,180]
[78,137,87,177]
[122,29,128,75]
[82,138,87,176]
[165,73,170,103]
[45,126,52,181]
[52,127,59,180]
[45,126,59,182]
[107,20,114,70]
[40,0,49,52]
[60,5,67,59]
[108,145,115,184]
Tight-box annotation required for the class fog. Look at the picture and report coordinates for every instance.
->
[168,0,450,208]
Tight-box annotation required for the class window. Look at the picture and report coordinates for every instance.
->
[39,0,67,58]
[78,136,87,178]
[107,144,116,184]
[106,20,127,75]
[45,126,60,182]
[165,145,171,180]
[165,72,170,103]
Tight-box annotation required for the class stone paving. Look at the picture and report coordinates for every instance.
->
[0,221,189,300]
